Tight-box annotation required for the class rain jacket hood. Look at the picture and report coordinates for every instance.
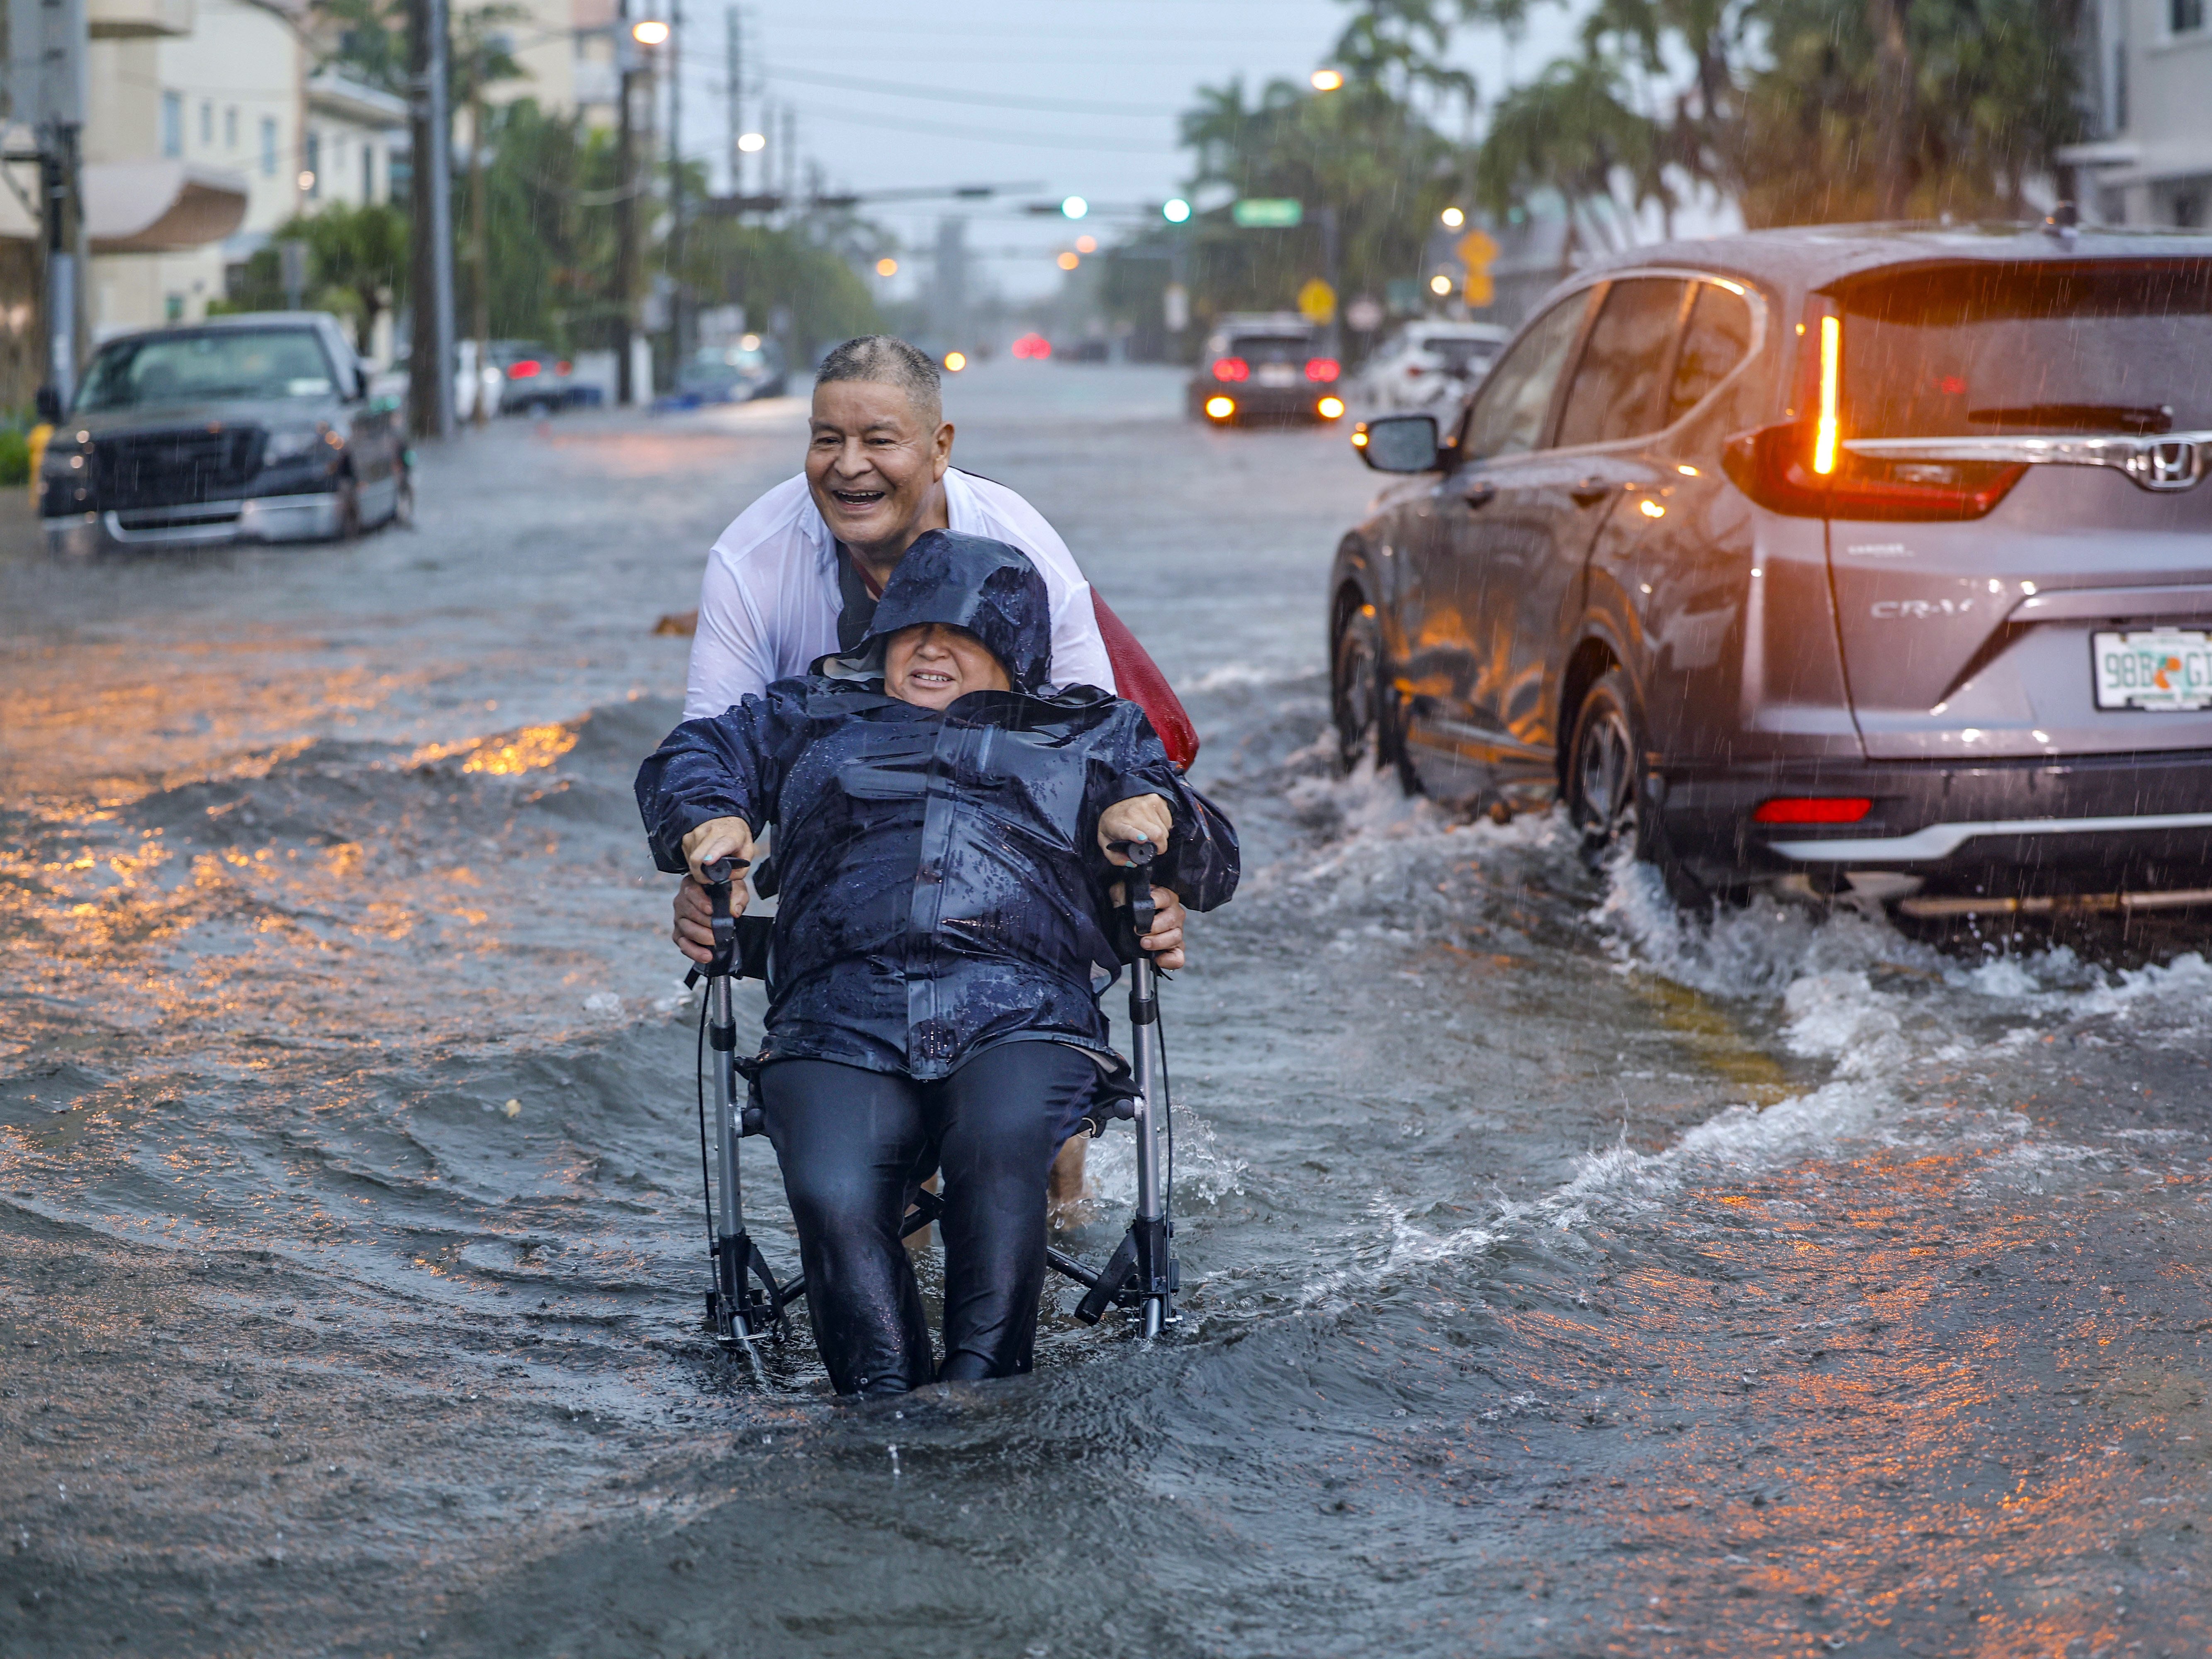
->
[853,530,1055,694]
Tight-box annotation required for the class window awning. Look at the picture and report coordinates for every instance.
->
[0,159,250,250]
[85,160,250,251]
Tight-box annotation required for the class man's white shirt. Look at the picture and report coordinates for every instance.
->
[683,468,1115,719]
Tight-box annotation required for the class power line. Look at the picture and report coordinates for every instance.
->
[782,102,1178,154]
[752,63,1178,116]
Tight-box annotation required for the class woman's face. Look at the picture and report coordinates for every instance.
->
[884,623,1010,709]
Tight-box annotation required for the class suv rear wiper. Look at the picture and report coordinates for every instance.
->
[1967,402,2175,433]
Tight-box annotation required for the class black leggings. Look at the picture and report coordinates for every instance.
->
[758,1043,1099,1397]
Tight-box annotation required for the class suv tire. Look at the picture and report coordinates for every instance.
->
[1331,599,1415,790]
[1566,666,1708,905]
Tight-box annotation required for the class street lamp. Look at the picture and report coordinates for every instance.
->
[1060,195,1088,219]
[737,131,765,153]
[1440,206,1465,228]
[631,18,669,44]
[1310,68,1344,91]
[1075,235,1096,253]
[876,257,898,276]
[1162,198,1190,223]
[1056,251,1080,270]
[1429,274,1454,296]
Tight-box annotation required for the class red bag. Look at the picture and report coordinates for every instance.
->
[1091,589,1199,771]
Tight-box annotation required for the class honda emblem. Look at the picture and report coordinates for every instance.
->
[2132,439,2204,491]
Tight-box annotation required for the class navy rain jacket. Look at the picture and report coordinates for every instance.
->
[635,531,1239,1082]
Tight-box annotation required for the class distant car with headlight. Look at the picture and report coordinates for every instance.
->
[40,312,409,556]
[1189,313,1344,424]
[1330,223,2212,914]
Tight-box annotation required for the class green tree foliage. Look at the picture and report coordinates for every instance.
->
[1170,73,1464,340]
[309,0,406,92]
[679,213,885,359]
[1490,0,2083,229]
[452,99,625,348]
[1475,56,1667,239]
[1737,0,2083,223]
[218,201,408,353]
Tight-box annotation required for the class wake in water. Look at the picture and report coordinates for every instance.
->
[1225,750,2212,1319]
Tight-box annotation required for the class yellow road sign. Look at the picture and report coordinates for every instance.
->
[1297,277,1337,324]
[1455,227,1499,307]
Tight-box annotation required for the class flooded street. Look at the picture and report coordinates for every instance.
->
[6,364,2212,1657]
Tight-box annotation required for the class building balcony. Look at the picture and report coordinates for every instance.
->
[87,0,195,38]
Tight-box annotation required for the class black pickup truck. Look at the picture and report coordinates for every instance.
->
[40,311,409,557]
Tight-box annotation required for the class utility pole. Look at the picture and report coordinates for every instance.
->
[723,5,739,198]
[780,105,794,229]
[10,0,89,405]
[613,0,638,405]
[406,0,456,438]
[469,78,490,426]
[1320,203,1341,362]
[667,0,684,367]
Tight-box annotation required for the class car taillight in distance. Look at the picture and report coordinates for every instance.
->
[1752,797,1873,825]
[556,360,572,375]
[1211,357,1249,382]
[508,360,541,379]
[1305,358,1340,382]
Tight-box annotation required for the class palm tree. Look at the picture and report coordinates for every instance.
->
[281,201,409,355]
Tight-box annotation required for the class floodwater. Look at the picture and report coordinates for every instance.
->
[4,365,2211,1658]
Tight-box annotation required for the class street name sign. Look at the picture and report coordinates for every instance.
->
[1232,198,1304,228]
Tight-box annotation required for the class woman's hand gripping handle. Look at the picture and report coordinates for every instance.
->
[1098,795,1185,969]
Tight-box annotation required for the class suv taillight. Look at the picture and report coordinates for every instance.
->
[1304,358,1340,382]
[1722,420,2027,522]
[1211,356,1249,382]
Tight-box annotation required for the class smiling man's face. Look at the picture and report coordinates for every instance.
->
[805,379,954,563]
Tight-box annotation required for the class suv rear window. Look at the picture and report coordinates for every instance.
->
[1227,334,1312,365]
[1837,260,2212,437]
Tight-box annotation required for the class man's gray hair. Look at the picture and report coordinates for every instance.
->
[815,335,943,426]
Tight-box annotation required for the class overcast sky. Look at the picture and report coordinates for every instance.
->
[667,0,1584,302]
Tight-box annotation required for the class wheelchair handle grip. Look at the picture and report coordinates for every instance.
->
[1111,841,1157,943]
[699,856,750,922]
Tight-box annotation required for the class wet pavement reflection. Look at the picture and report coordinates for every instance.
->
[2,367,2210,1657]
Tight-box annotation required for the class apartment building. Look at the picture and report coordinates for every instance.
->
[2060,0,2212,226]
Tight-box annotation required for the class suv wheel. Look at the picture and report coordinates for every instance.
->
[1331,599,1415,790]
[1567,667,1710,904]
[1567,668,1640,858]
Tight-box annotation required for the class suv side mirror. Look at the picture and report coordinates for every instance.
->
[34,384,62,425]
[1354,413,1440,473]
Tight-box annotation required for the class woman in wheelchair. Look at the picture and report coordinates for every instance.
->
[635,532,1237,1396]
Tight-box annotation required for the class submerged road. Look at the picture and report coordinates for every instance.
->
[3,364,2211,1657]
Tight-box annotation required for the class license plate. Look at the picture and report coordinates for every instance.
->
[1257,364,1298,387]
[2093,629,2212,710]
